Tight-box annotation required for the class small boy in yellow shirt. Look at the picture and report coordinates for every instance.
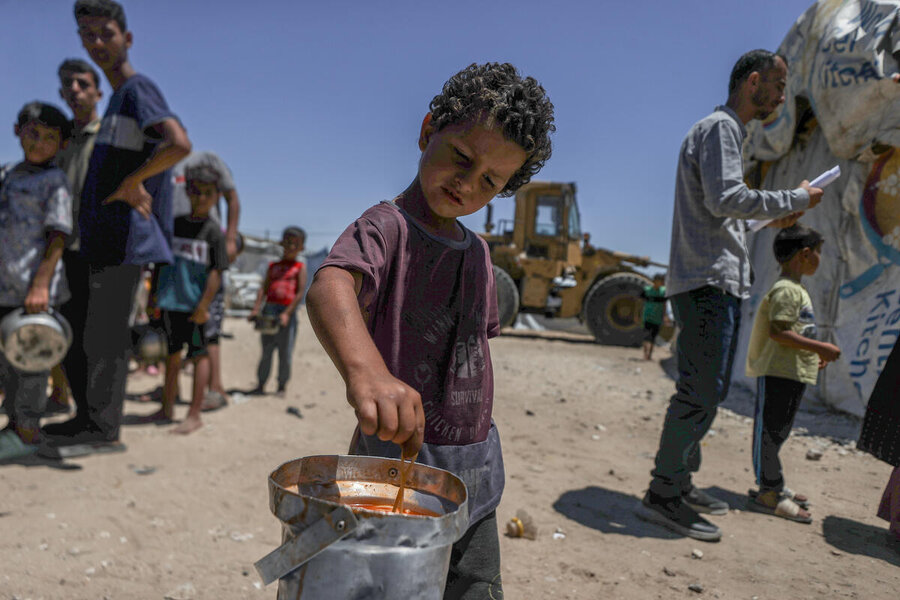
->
[745,224,841,523]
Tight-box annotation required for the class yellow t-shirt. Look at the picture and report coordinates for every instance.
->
[745,278,819,385]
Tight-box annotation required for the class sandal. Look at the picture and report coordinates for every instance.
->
[748,487,810,509]
[747,490,812,524]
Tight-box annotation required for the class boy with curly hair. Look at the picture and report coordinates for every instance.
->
[307,62,554,599]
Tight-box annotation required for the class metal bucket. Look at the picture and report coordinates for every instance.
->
[254,454,469,599]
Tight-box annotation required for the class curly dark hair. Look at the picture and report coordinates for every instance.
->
[429,63,555,196]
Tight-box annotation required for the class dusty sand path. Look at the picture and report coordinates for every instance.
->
[1,312,897,599]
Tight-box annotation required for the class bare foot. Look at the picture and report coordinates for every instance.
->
[171,415,203,435]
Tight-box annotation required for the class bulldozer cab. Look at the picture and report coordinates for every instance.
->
[513,182,582,266]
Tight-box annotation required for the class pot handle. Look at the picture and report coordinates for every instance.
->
[254,504,358,586]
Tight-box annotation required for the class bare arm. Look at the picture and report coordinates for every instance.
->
[279,263,308,326]
[222,188,241,263]
[24,231,66,313]
[249,273,270,319]
[105,118,192,218]
[190,269,221,324]
[306,266,424,456]
[769,322,841,363]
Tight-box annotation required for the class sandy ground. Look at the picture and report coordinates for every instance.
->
[1,311,898,599]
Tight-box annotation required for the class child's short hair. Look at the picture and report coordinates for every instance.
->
[58,57,101,89]
[74,0,127,31]
[283,226,306,243]
[652,272,666,282]
[429,62,555,196]
[184,164,222,190]
[16,102,73,141]
[773,224,824,264]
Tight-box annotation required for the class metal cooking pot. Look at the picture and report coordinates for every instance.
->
[253,314,281,335]
[134,326,167,364]
[0,308,73,373]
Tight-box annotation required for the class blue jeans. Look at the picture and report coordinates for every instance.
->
[256,306,298,390]
[649,286,742,499]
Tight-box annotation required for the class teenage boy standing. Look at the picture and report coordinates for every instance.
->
[42,0,191,455]
[50,57,103,414]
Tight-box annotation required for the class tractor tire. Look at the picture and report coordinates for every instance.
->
[582,272,651,346]
[493,265,519,330]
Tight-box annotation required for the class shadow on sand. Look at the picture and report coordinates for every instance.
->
[552,485,680,540]
[822,515,900,567]
[0,453,82,471]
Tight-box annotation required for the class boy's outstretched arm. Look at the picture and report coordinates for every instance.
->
[190,269,221,325]
[769,323,841,363]
[248,273,270,320]
[307,266,424,456]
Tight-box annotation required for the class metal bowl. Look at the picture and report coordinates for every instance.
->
[0,308,73,373]
[253,314,280,335]
[134,326,167,364]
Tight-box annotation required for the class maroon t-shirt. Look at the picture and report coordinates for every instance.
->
[321,201,499,445]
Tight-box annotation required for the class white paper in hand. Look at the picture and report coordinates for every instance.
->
[747,165,841,232]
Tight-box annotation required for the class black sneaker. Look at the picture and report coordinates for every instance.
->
[41,416,91,437]
[682,486,729,515]
[635,491,722,542]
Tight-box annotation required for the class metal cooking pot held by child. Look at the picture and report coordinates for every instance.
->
[0,308,73,373]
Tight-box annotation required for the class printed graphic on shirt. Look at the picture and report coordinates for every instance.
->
[797,303,817,339]
[172,237,209,265]
[156,218,225,313]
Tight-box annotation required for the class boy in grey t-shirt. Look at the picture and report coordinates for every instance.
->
[308,63,554,599]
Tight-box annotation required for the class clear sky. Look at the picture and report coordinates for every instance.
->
[1,0,817,263]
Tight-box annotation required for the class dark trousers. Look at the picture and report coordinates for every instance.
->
[649,286,742,498]
[61,252,141,441]
[444,510,502,600]
[753,375,806,493]
[257,307,298,390]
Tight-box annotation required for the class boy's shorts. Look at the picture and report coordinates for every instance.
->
[163,310,208,359]
[644,321,661,342]
[203,288,225,344]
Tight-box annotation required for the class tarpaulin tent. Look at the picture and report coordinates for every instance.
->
[736,0,900,415]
